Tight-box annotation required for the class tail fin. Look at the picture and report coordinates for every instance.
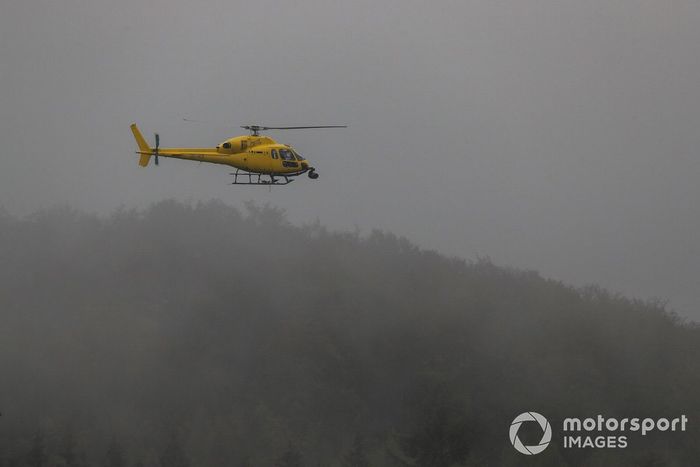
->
[130,123,152,167]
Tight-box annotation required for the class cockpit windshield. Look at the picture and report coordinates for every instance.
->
[291,150,304,161]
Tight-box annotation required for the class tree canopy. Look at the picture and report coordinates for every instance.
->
[0,200,697,466]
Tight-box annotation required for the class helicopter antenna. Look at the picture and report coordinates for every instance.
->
[241,125,347,136]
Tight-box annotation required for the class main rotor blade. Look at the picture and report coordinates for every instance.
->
[260,125,347,130]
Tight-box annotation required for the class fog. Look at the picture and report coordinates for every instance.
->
[2,4,700,464]
[0,202,697,466]
[2,1,699,318]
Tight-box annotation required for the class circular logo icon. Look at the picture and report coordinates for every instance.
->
[509,412,552,455]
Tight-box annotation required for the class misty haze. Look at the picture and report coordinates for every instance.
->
[0,202,698,466]
[1,1,699,466]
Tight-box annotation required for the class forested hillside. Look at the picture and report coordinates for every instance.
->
[0,201,697,467]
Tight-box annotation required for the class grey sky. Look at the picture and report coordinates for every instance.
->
[1,0,699,319]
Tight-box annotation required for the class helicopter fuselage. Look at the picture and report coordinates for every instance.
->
[149,136,310,175]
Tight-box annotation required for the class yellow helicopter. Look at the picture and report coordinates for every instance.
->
[130,123,346,185]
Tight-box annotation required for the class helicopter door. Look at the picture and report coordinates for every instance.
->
[278,149,299,168]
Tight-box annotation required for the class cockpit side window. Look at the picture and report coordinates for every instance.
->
[271,149,278,159]
[222,142,231,149]
[279,149,295,161]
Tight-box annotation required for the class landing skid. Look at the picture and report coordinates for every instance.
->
[229,170,295,186]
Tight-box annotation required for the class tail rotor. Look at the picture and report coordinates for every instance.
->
[154,133,160,166]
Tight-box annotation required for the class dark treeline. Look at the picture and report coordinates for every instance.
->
[0,200,697,466]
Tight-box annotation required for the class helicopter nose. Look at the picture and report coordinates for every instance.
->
[301,162,309,170]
